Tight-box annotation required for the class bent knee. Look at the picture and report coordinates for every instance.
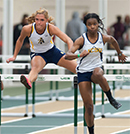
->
[93,68,103,78]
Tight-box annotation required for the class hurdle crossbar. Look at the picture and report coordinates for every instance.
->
[1,74,130,81]
[0,63,65,70]
[1,63,130,71]
[103,50,130,56]
[0,55,30,61]
[0,63,65,101]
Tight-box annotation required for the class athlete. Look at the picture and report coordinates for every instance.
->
[6,8,77,89]
[65,13,127,134]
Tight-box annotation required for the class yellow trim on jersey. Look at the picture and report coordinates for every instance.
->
[50,37,53,44]
[88,48,102,53]
[30,39,34,50]
[31,24,34,34]
[47,24,49,33]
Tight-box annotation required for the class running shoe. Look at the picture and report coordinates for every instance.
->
[20,75,32,89]
[109,98,122,109]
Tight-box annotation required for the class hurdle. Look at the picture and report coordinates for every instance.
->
[103,63,130,97]
[0,63,66,101]
[0,74,30,117]
[0,74,130,134]
[1,61,130,102]
[31,74,130,133]
[103,50,130,56]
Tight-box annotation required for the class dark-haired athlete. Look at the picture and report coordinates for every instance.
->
[65,13,127,134]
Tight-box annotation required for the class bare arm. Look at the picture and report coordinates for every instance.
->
[103,34,127,63]
[49,24,73,50]
[65,36,89,60]
[6,25,31,63]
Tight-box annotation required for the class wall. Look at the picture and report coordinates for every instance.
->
[0,0,130,31]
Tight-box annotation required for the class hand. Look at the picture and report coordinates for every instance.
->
[6,57,16,63]
[80,50,89,57]
[118,53,127,63]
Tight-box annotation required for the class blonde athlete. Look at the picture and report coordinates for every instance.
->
[65,13,127,134]
[6,8,77,89]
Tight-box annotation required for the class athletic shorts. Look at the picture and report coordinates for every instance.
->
[77,66,103,84]
[77,72,93,84]
[30,45,65,64]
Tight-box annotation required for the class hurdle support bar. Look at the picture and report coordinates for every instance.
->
[1,74,130,82]
[1,113,32,117]
[34,113,84,118]
[74,76,78,134]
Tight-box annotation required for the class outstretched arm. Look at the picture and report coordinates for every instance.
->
[6,25,31,63]
[103,34,127,63]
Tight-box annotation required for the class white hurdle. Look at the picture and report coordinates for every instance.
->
[0,73,130,134]
[0,63,65,101]
[103,50,130,56]
[103,63,130,95]
[0,62,130,119]
[0,55,30,61]
[1,73,130,117]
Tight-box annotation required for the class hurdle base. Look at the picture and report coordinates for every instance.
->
[32,114,36,117]
[102,113,130,118]
[56,98,59,101]
[24,114,28,117]
[102,115,105,118]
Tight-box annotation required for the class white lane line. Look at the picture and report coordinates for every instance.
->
[26,109,130,134]
[2,125,58,127]
[27,122,75,134]
[2,88,129,133]
[2,100,55,111]
[110,128,130,134]
[2,117,32,124]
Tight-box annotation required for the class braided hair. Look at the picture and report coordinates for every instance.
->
[83,13,106,32]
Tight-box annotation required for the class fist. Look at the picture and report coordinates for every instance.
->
[80,50,89,57]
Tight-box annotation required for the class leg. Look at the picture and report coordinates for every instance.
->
[28,56,46,82]
[57,55,77,74]
[21,56,46,89]
[91,67,109,92]
[91,67,122,109]
[79,81,94,133]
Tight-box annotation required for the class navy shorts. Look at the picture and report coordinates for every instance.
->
[77,72,93,84]
[30,45,65,64]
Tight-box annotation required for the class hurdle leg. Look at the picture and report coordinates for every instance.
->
[55,69,59,101]
[112,69,116,97]
[49,69,54,100]
[74,76,78,134]
[32,82,36,117]
[24,87,28,117]
[83,106,87,134]
[119,69,123,89]
[101,90,105,118]
[56,81,59,100]
[24,65,29,117]
[93,83,96,117]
